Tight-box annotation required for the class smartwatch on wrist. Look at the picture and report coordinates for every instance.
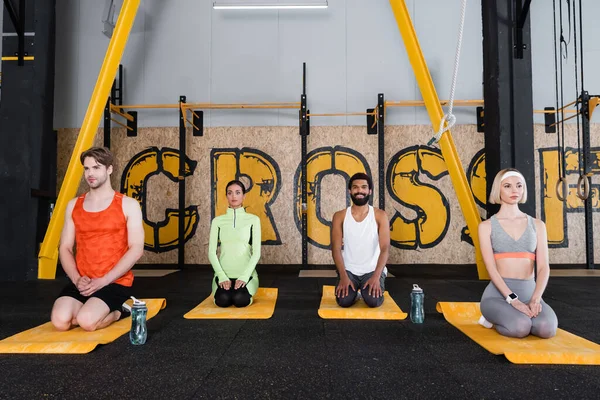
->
[505,292,518,304]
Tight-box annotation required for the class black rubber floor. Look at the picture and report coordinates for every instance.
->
[1,265,599,400]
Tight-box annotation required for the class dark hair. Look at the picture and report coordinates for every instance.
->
[226,180,246,194]
[348,172,372,190]
[80,146,114,168]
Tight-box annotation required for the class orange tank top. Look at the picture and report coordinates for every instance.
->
[72,192,133,287]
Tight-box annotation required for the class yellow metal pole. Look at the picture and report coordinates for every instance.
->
[388,0,488,279]
[38,0,141,279]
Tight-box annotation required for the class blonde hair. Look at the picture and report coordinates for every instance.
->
[488,168,528,204]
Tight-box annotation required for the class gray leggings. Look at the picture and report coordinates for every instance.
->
[480,278,558,339]
[336,270,386,308]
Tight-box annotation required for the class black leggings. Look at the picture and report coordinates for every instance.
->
[214,278,252,308]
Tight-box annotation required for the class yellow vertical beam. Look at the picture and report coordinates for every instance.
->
[38,0,140,279]
[388,0,488,279]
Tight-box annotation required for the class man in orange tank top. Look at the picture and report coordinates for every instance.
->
[51,147,144,332]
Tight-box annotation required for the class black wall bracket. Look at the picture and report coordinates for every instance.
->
[476,106,485,132]
[544,107,556,133]
[192,110,204,136]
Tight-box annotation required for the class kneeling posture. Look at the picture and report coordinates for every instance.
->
[51,147,144,332]
[208,180,261,307]
[478,169,558,338]
[331,173,390,308]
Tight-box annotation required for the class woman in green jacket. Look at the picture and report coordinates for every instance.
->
[208,180,261,307]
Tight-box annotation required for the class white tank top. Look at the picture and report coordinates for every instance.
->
[342,205,385,276]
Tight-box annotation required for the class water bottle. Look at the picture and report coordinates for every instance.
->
[129,297,148,345]
[410,284,425,324]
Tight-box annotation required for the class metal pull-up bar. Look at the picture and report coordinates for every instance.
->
[111,102,301,110]
[109,101,303,131]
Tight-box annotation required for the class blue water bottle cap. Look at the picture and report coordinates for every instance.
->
[412,284,423,293]
[130,296,146,306]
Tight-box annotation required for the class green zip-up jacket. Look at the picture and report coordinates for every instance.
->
[208,207,261,296]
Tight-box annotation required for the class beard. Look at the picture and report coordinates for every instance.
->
[87,176,107,189]
[350,193,370,206]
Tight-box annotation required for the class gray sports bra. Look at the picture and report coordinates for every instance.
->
[490,215,537,260]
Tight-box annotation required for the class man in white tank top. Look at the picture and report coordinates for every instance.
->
[331,173,390,307]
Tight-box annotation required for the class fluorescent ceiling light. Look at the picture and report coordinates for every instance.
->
[213,2,328,10]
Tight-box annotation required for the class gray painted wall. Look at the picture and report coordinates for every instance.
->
[53,0,600,129]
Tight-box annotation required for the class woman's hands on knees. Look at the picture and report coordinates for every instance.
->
[218,279,247,290]
[528,297,542,317]
[219,280,232,290]
[511,299,534,318]
[234,279,246,290]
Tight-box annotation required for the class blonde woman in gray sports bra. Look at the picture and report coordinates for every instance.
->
[477,168,557,338]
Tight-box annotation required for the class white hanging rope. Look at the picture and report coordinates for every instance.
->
[428,0,468,146]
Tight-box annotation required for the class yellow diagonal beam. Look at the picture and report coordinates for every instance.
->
[38,0,140,279]
[389,0,487,279]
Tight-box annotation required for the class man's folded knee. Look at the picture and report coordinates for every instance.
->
[363,295,384,308]
[51,309,74,331]
[336,296,355,308]
[77,319,98,332]
[51,317,71,332]
[76,313,100,332]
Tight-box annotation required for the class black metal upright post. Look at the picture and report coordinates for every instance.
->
[580,91,594,269]
[575,0,594,269]
[104,64,125,148]
[300,63,308,268]
[104,98,112,148]
[178,96,187,267]
[482,0,536,217]
[300,99,308,268]
[377,93,385,210]
[115,64,123,106]
[17,0,25,65]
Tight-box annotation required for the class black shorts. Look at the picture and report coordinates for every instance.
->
[57,282,132,312]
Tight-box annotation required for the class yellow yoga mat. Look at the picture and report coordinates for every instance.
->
[318,285,407,320]
[436,302,600,365]
[0,298,167,354]
[184,288,278,319]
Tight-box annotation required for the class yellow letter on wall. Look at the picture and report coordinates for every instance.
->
[387,146,450,249]
[121,147,199,252]
[295,146,371,249]
[211,148,282,244]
